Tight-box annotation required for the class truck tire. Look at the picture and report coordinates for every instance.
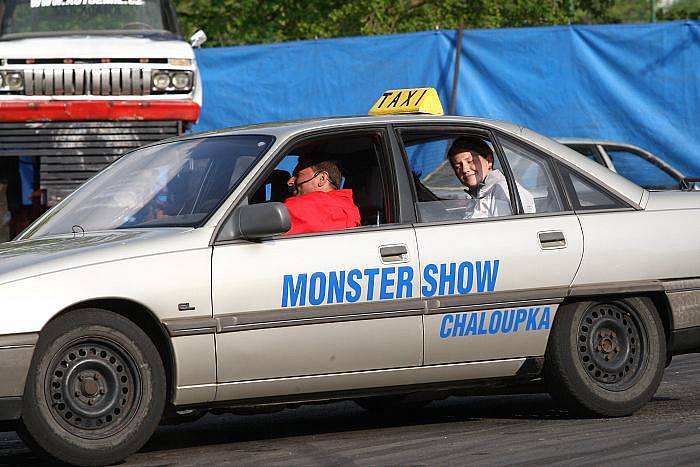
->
[544,297,665,417]
[18,309,166,466]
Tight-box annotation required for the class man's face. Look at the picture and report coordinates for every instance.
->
[450,150,492,190]
[287,166,324,196]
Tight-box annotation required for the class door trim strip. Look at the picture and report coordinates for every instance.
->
[425,297,564,314]
[218,309,422,333]
[162,287,571,336]
[0,333,38,349]
[569,280,664,296]
[424,287,568,313]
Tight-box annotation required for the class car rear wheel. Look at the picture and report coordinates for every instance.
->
[18,309,166,466]
[544,297,665,417]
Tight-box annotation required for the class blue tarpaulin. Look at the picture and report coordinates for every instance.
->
[194,21,700,176]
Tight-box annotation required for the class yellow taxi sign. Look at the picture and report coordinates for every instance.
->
[368,87,444,116]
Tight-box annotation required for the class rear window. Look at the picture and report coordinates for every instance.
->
[558,163,628,211]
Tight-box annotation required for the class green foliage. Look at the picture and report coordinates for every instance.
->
[174,0,687,48]
[605,0,652,23]
[660,0,700,20]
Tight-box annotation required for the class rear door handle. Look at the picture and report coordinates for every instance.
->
[380,244,408,263]
[539,231,566,249]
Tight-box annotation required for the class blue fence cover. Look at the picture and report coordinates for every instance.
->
[194,21,700,176]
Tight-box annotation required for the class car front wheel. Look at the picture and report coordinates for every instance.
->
[18,309,166,466]
[544,297,665,417]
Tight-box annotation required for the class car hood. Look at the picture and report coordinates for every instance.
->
[0,228,200,286]
[0,35,193,59]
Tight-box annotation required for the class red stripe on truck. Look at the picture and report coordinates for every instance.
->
[0,100,200,122]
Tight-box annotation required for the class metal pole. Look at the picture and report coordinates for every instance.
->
[651,0,657,22]
[566,0,575,24]
[449,22,464,116]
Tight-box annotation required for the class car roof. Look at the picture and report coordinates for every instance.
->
[555,138,632,146]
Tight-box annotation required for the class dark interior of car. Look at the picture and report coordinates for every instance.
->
[251,134,389,226]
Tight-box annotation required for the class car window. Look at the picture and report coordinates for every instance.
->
[605,148,679,190]
[558,163,627,211]
[245,132,393,233]
[399,131,516,222]
[499,137,564,214]
[23,135,274,237]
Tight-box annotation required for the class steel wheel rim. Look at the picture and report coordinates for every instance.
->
[576,302,648,391]
[44,336,142,439]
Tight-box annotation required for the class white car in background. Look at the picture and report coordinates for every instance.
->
[558,139,698,191]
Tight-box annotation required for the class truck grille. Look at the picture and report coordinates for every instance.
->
[23,67,153,96]
[0,120,181,206]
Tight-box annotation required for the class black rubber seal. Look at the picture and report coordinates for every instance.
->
[0,396,22,422]
[670,326,700,356]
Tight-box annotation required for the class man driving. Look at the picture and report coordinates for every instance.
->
[283,156,361,235]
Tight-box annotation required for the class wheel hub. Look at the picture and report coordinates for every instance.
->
[80,375,100,398]
[576,303,646,391]
[45,338,140,438]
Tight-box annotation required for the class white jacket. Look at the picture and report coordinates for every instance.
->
[465,170,535,219]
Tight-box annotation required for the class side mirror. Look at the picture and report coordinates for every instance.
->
[190,29,207,48]
[217,202,291,242]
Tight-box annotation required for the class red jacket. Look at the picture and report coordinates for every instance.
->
[283,189,361,235]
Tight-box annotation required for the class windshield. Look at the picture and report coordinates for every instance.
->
[0,0,178,38]
[22,135,274,238]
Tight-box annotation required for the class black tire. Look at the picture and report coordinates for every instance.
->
[18,309,166,466]
[544,297,665,417]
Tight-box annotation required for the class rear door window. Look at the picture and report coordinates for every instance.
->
[499,137,564,214]
[558,163,629,211]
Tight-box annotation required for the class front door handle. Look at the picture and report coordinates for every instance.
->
[539,231,566,249]
[380,244,408,262]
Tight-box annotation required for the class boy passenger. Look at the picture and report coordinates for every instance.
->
[448,137,535,218]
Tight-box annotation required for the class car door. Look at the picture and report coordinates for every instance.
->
[394,126,584,366]
[211,128,423,401]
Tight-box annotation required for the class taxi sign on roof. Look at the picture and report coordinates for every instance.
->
[368,87,444,116]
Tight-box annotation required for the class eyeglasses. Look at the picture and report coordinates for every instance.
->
[290,170,339,188]
[292,170,323,187]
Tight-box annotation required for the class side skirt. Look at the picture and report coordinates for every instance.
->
[173,356,543,407]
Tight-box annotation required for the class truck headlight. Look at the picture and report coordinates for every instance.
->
[152,72,171,90]
[0,71,24,92]
[6,72,23,91]
[151,70,193,93]
[171,73,190,90]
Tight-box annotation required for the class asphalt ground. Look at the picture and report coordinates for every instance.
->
[2,354,700,466]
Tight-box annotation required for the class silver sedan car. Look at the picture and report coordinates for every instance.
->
[1,92,699,465]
